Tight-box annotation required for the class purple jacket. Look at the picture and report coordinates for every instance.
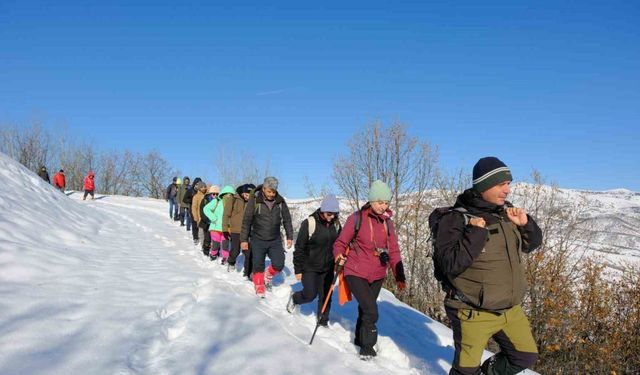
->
[333,207,405,283]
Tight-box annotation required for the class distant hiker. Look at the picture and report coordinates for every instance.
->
[190,181,207,245]
[333,180,406,360]
[166,177,179,220]
[223,183,255,273]
[432,157,542,375]
[83,171,95,200]
[198,185,219,257]
[176,176,190,227]
[240,176,293,298]
[183,177,202,236]
[287,194,342,328]
[38,166,50,183]
[203,185,235,263]
[53,169,65,192]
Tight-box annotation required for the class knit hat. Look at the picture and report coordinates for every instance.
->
[176,177,182,185]
[241,183,256,194]
[172,176,177,182]
[207,185,220,194]
[472,157,513,192]
[263,176,278,191]
[320,194,340,213]
[368,180,392,202]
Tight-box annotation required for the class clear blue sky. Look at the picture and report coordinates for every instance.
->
[1,1,638,198]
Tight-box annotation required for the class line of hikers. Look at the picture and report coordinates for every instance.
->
[165,156,543,374]
[37,166,96,200]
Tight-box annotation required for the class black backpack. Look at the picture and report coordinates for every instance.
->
[428,206,472,283]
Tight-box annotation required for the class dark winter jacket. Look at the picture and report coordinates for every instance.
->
[176,177,190,208]
[199,194,214,229]
[240,187,293,242]
[294,209,341,274]
[333,206,405,284]
[38,167,50,183]
[182,177,201,206]
[434,189,542,312]
[165,183,178,200]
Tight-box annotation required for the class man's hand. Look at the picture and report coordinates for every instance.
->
[469,217,486,228]
[295,273,302,281]
[506,207,528,226]
[240,241,249,250]
[286,239,293,249]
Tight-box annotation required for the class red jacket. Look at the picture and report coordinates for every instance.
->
[53,172,65,188]
[84,172,95,190]
[333,207,405,283]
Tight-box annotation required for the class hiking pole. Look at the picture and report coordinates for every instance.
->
[309,262,344,345]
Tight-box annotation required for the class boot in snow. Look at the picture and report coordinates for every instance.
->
[253,272,266,298]
[286,292,297,313]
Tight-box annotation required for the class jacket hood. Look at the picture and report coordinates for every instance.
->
[219,185,235,198]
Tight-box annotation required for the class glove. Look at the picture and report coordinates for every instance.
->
[396,281,406,291]
[379,251,390,266]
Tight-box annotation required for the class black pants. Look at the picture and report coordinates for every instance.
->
[243,248,252,277]
[228,233,241,265]
[251,238,285,273]
[293,271,334,319]
[200,222,211,255]
[345,276,384,350]
[191,218,199,241]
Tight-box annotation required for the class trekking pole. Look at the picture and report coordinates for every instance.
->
[309,261,344,345]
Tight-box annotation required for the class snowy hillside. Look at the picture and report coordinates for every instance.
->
[1,152,531,375]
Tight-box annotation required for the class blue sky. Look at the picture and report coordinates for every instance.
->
[1,1,639,198]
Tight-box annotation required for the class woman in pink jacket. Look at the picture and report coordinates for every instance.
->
[333,180,406,360]
[83,171,95,200]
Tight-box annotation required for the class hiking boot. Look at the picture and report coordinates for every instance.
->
[286,292,297,313]
[221,258,227,266]
[255,284,266,298]
[265,272,273,291]
[480,354,499,375]
[318,316,329,327]
[359,346,376,360]
[210,253,218,261]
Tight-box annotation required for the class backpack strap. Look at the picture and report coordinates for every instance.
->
[308,214,342,240]
[308,215,316,240]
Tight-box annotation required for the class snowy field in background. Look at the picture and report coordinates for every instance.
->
[2,152,534,375]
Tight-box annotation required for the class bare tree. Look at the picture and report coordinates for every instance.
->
[0,122,52,173]
[140,150,172,199]
[215,147,273,188]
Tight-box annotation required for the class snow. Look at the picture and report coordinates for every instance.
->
[0,151,544,375]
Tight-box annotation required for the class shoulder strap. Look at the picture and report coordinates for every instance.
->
[307,215,316,240]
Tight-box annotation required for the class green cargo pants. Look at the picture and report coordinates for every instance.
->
[446,304,538,375]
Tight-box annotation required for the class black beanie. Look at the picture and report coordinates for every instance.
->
[472,157,513,192]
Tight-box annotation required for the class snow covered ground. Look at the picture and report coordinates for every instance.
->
[2,152,542,375]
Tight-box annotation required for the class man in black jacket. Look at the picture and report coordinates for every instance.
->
[434,157,542,375]
[165,177,179,220]
[240,176,293,297]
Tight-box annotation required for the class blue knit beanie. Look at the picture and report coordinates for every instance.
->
[368,180,392,202]
[320,194,340,213]
[472,157,513,192]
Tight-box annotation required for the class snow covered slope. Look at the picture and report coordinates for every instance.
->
[1,152,529,375]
